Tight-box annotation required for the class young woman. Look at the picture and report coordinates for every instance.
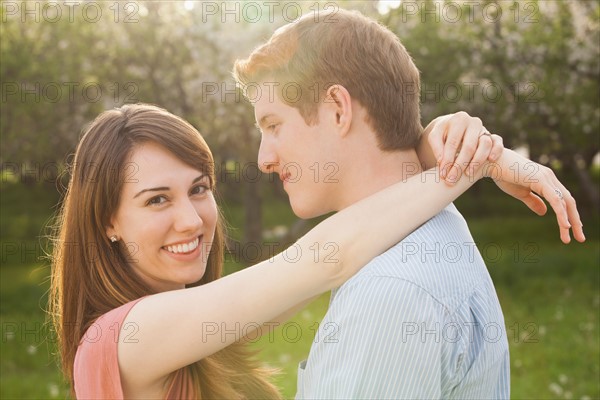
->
[49,104,583,399]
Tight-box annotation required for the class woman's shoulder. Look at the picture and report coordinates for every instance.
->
[89,298,147,338]
[73,297,148,399]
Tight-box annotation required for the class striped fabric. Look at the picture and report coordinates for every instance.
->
[296,204,510,399]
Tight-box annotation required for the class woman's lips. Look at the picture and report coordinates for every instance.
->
[162,235,203,261]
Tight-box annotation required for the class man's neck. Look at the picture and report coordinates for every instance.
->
[335,146,423,211]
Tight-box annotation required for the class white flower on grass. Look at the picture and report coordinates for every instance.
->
[538,325,547,336]
[548,382,563,396]
[301,310,313,321]
[26,345,37,355]
[279,353,291,364]
[48,383,59,398]
[554,308,564,321]
[578,322,594,332]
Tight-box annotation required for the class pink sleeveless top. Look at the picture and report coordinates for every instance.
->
[73,298,195,399]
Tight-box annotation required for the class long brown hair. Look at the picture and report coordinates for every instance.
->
[49,104,280,398]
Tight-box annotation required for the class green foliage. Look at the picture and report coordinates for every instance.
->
[386,0,599,167]
[2,0,598,211]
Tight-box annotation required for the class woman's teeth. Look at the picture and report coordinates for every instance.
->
[165,237,199,254]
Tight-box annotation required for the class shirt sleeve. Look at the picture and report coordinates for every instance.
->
[297,276,448,400]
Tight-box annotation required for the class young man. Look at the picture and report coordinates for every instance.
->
[234,8,581,398]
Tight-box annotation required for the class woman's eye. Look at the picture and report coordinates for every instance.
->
[191,185,208,195]
[147,196,167,206]
[268,123,280,133]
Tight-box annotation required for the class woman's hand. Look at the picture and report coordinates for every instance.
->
[421,111,585,244]
[419,111,504,183]
[485,149,585,244]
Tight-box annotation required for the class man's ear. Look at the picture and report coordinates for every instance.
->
[325,84,353,137]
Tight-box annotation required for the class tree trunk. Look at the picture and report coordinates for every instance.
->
[570,154,600,214]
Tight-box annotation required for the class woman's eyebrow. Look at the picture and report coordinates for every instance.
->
[133,175,207,199]
[133,186,169,199]
[191,174,208,185]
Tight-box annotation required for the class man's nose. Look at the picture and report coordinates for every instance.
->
[257,137,279,174]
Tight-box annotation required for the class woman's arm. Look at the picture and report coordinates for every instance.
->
[418,112,583,242]
[118,166,482,387]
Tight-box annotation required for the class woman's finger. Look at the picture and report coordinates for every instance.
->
[440,114,469,179]
[463,134,492,178]
[521,192,548,216]
[552,179,585,243]
[533,175,572,243]
[427,119,448,164]
[488,134,504,162]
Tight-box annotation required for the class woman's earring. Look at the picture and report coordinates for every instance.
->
[110,235,118,243]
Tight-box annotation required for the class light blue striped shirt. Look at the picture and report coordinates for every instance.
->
[296,204,510,399]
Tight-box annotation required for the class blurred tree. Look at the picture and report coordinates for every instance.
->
[385,0,599,210]
[1,0,597,227]
[1,1,108,176]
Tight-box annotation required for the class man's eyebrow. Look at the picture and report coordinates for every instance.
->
[257,113,275,129]
[133,174,207,199]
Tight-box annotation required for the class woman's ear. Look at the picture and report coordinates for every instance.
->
[105,220,117,241]
[325,84,353,137]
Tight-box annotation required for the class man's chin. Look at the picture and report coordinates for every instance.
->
[290,201,330,220]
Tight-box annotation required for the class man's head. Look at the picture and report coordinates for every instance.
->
[234,8,423,217]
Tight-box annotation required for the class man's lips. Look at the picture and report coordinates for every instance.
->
[280,172,291,182]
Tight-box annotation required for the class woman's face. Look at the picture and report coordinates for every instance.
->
[107,141,218,292]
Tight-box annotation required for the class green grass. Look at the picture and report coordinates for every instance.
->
[1,182,599,399]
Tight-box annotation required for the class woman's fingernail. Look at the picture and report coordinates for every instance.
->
[447,170,458,183]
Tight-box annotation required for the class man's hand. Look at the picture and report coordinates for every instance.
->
[422,111,504,183]
[484,149,585,244]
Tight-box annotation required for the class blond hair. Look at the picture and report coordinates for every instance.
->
[234,8,423,150]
